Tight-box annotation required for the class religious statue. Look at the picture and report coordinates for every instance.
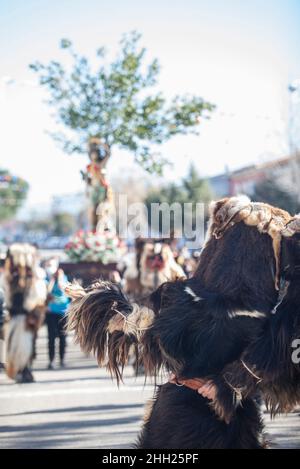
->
[81,138,111,231]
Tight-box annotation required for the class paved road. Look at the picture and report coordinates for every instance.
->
[0,326,299,449]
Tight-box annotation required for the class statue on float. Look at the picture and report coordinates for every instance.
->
[81,137,113,232]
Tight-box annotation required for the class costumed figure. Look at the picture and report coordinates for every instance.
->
[66,196,300,448]
[1,244,47,383]
[123,238,185,300]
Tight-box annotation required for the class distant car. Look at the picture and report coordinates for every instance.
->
[42,236,70,250]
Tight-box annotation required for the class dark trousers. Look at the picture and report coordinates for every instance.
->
[46,313,67,363]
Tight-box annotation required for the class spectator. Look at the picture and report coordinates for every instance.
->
[46,261,70,370]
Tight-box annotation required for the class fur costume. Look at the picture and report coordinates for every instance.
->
[2,243,47,381]
[123,238,185,299]
[67,196,300,448]
[210,215,300,421]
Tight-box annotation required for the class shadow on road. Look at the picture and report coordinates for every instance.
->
[0,403,143,417]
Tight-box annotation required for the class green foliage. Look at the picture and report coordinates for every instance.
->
[22,212,77,235]
[30,31,215,174]
[23,218,51,233]
[146,164,214,206]
[144,164,214,232]
[0,169,29,221]
[253,178,299,214]
[181,164,214,206]
[52,212,76,236]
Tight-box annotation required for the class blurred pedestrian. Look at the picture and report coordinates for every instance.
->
[46,260,70,370]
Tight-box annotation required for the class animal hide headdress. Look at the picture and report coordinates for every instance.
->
[123,239,185,298]
[206,195,292,289]
[2,243,47,314]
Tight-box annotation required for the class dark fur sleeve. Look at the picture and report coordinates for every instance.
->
[258,287,300,415]
[213,281,300,419]
[209,360,260,423]
[66,281,157,382]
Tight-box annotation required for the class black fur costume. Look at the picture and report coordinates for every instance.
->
[213,227,300,422]
[67,197,300,449]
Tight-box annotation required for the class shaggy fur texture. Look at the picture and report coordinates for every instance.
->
[123,238,185,299]
[67,281,155,382]
[212,229,300,420]
[2,244,47,379]
[67,197,300,449]
[6,315,34,379]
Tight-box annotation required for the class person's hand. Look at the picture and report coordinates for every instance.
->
[198,379,237,424]
[197,380,217,401]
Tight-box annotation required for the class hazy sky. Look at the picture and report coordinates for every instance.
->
[1,0,300,211]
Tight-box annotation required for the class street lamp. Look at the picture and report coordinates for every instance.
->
[288,79,300,95]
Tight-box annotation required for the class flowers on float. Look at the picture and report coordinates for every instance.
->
[65,230,120,264]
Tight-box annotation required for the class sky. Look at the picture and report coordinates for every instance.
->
[0,0,300,213]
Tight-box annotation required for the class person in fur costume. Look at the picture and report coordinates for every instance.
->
[123,238,185,300]
[66,196,300,448]
[1,244,47,383]
[202,213,300,423]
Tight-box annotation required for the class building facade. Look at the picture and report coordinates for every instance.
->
[209,155,300,199]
